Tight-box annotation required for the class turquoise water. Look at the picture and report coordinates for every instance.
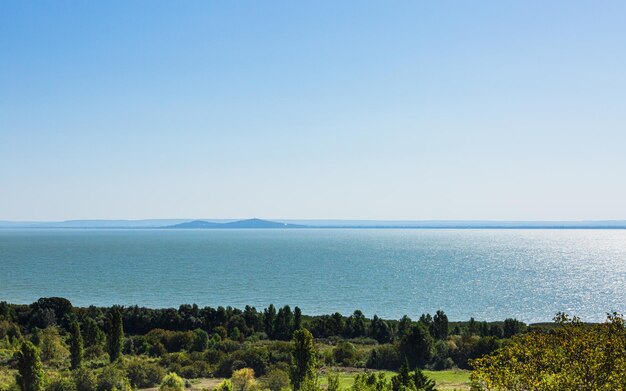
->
[1,229,625,323]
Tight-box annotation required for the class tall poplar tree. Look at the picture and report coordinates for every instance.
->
[70,320,84,369]
[107,307,124,362]
[290,328,316,390]
[16,341,45,391]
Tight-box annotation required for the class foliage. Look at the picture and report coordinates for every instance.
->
[159,372,185,391]
[215,379,234,391]
[125,357,165,388]
[399,324,433,369]
[367,344,401,370]
[471,312,626,390]
[106,307,124,362]
[290,328,317,390]
[97,365,131,391]
[429,310,448,340]
[47,375,77,391]
[73,368,98,391]
[391,361,436,391]
[70,321,84,369]
[231,368,257,391]
[262,368,291,391]
[333,341,358,366]
[191,328,209,352]
[37,327,69,363]
[502,318,526,338]
[15,341,44,391]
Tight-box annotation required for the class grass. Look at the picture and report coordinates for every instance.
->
[319,369,471,391]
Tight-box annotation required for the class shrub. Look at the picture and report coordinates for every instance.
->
[97,365,131,391]
[231,368,257,391]
[125,357,165,388]
[261,368,290,391]
[159,372,185,391]
[215,379,233,391]
[46,376,77,391]
[366,344,401,370]
[332,341,358,366]
[73,367,98,391]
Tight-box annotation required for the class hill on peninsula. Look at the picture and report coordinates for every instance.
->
[163,218,306,229]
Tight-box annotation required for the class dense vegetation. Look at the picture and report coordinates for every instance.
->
[0,298,530,391]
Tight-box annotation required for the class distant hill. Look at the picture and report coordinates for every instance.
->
[163,218,306,229]
[165,220,223,229]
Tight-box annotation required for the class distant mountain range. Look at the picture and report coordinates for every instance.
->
[1,219,626,229]
[164,218,306,229]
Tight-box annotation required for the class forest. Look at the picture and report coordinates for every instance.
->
[1,298,624,390]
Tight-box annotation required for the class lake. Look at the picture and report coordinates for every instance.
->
[1,228,625,323]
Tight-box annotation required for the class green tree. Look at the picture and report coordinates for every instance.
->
[291,328,317,390]
[231,368,257,391]
[399,324,434,369]
[159,372,185,391]
[294,306,302,331]
[70,320,84,369]
[264,305,277,339]
[16,341,45,391]
[471,313,626,390]
[429,310,448,340]
[191,328,209,352]
[106,307,124,362]
[73,367,98,391]
[262,369,290,391]
[333,341,358,366]
[502,318,526,338]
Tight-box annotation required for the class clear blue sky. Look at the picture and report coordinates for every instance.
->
[1,1,625,221]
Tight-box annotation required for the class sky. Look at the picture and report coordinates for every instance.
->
[1,1,625,221]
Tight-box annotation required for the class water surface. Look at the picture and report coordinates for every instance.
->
[1,229,625,323]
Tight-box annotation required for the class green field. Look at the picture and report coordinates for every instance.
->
[319,369,471,391]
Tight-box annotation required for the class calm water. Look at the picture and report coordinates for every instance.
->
[1,229,625,323]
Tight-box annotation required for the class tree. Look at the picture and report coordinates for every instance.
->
[70,320,84,369]
[397,315,412,339]
[107,307,124,362]
[82,317,105,347]
[16,341,45,391]
[262,369,290,391]
[294,306,302,331]
[399,324,434,369]
[392,360,436,391]
[471,313,626,390]
[191,328,209,352]
[429,310,448,340]
[274,306,294,340]
[333,341,358,366]
[370,315,392,343]
[73,367,98,391]
[502,318,526,338]
[345,310,366,338]
[263,305,277,339]
[32,297,73,326]
[291,328,316,390]
[159,372,185,391]
[231,368,257,391]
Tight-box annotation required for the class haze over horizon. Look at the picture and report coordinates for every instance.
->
[2,1,626,221]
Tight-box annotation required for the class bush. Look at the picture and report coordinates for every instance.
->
[97,365,131,391]
[332,341,358,366]
[159,372,185,391]
[125,358,165,388]
[73,367,98,391]
[47,376,77,391]
[215,379,233,391]
[261,368,290,391]
[366,344,401,370]
[231,368,257,391]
